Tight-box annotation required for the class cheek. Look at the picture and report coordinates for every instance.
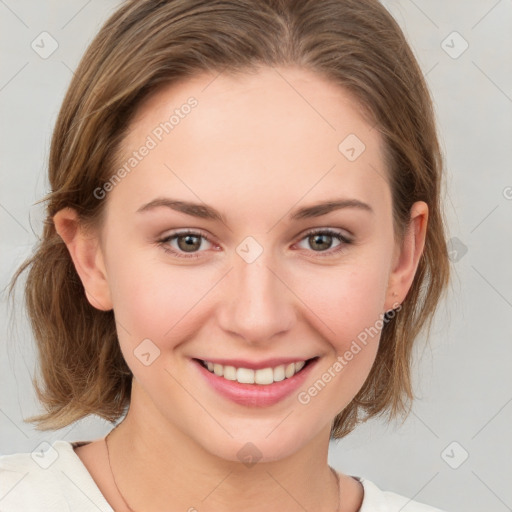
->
[291,261,389,406]
[293,257,390,341]
[106,247,217,351]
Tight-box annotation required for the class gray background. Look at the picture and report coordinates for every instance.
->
[1,1,511,511]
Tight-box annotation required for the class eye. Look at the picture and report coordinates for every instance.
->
[295,228,352,257]
[158,230,215,259]
[157,228,352,260]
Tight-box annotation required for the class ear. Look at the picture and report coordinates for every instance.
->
[53,207,113,311]
[384,201,428,310]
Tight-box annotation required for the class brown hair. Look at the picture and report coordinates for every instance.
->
[9,0,450,437]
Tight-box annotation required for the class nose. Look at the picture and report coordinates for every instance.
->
[216,247,296,346]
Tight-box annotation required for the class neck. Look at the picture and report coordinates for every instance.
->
[106,381,340,512]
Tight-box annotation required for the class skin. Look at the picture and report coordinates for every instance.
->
[54,65,428,512]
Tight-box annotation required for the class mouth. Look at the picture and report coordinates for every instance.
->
[191,356,320,407]
[193,357,319,385]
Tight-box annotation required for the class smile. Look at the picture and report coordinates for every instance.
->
[192,357,320,407]
[198,359,313,385]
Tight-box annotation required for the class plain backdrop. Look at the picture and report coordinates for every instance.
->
[1,1,511,511]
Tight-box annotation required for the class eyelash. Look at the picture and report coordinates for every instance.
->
[157,228,352,260]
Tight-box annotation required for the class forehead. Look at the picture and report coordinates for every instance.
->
[111,66,390,221]
[128,66,377,155]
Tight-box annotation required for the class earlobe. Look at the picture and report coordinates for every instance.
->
[53,207,113,311]
[385,201,428,309]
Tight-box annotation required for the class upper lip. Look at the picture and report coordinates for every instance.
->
[193,356,317,370]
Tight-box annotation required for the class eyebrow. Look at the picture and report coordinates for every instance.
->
[136,197,374,222]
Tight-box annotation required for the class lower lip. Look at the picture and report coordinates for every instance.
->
[192,358,318,407]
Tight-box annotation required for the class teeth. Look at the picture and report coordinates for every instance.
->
[255,368,274,385]
[285,362,295,378]
[201,359,308,385]
[273,365,285,382]
[236,367,255,384]
[223,365,237,380]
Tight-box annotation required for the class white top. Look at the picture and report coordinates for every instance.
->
[0,440,447,511]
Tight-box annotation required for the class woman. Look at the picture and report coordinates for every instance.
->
[3,0,450,510]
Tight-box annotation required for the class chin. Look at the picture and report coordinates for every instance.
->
[191,416,325,466]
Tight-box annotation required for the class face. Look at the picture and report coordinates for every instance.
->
[60,66,425,463]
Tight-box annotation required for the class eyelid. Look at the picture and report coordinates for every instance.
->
[157,229,217,259]
[296,226,353,242]
[157,227,353,259]
[292,228,352,257]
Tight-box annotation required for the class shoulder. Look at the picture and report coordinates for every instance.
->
[0,440,113,512]
[356,477,448,512]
